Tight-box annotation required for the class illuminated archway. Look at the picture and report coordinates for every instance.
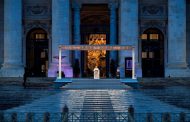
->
[141,28,164,77]
[80,4,110,78]
[26,28,49,77]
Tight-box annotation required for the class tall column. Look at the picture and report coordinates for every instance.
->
[187,3,190,66]
[73,2,81,77]
[109,2,117,61]
[119,0,139,78]
[0,0,4,68]
[0,0,23,77]
[73,3,81,60]
[49,0,72,77]
[167,0,189,77]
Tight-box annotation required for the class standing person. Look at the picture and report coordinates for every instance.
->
[73,59,80,77]
[116,66,120,79]
[23,67,27,88]
[110,59,116,78]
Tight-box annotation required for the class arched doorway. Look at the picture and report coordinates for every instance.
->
[141,28,164,77]
[26,28,49,77]
[80,4,110,78]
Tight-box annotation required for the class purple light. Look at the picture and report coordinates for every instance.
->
[48,61,73,78]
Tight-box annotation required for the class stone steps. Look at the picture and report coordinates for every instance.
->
[0,77,55,82]
[81,91,115,113]
[62,79,130,89]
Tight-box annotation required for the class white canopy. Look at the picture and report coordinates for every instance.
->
[57,45,136,79]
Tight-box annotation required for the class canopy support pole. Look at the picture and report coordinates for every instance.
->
[132,47,136,79]
[58,47,62,79]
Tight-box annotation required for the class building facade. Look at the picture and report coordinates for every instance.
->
[0,0,190,78]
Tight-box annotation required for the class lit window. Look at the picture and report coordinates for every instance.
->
[141,34,147,40]
[35,34,45,39]
[142,52,147,58]
[41,51,46,58]
[149,52,154,58]
[150,34,159,40]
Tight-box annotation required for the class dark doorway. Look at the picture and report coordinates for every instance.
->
[141,28,164,77]
[26,28,48,77]
[80,4,110,78]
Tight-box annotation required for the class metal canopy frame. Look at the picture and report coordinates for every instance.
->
[58,45,136,79]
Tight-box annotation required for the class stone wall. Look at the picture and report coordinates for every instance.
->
[187,2,190,67]
[0,0,4,68]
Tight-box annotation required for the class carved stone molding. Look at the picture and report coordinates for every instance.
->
[140,20,166,34]
[24,21,51,35]
[140,5,167,18]
[24,5,51,19]
[31,6,47,14]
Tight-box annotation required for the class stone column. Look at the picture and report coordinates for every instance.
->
[48,0,73,77]
[73,3,81,60]
[187,2,190,66]
[73,2,82,77]
[0,0,4,68]
[0,0,23,77]
[166,0,189,77]
[119,0,139,78]
[109,2,117,61]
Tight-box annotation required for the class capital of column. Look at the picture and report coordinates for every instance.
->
[109,0,117,24]
[108,0,118,10]
[72,1,81,11]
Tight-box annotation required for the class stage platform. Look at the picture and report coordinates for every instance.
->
[54,78,138,83]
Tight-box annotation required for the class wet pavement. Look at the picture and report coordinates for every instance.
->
[0,79,190,121]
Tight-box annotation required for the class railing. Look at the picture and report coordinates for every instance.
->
[0,112,189,122]
[0,106,189,122]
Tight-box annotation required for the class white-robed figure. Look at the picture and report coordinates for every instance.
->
[93,66,100,79]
